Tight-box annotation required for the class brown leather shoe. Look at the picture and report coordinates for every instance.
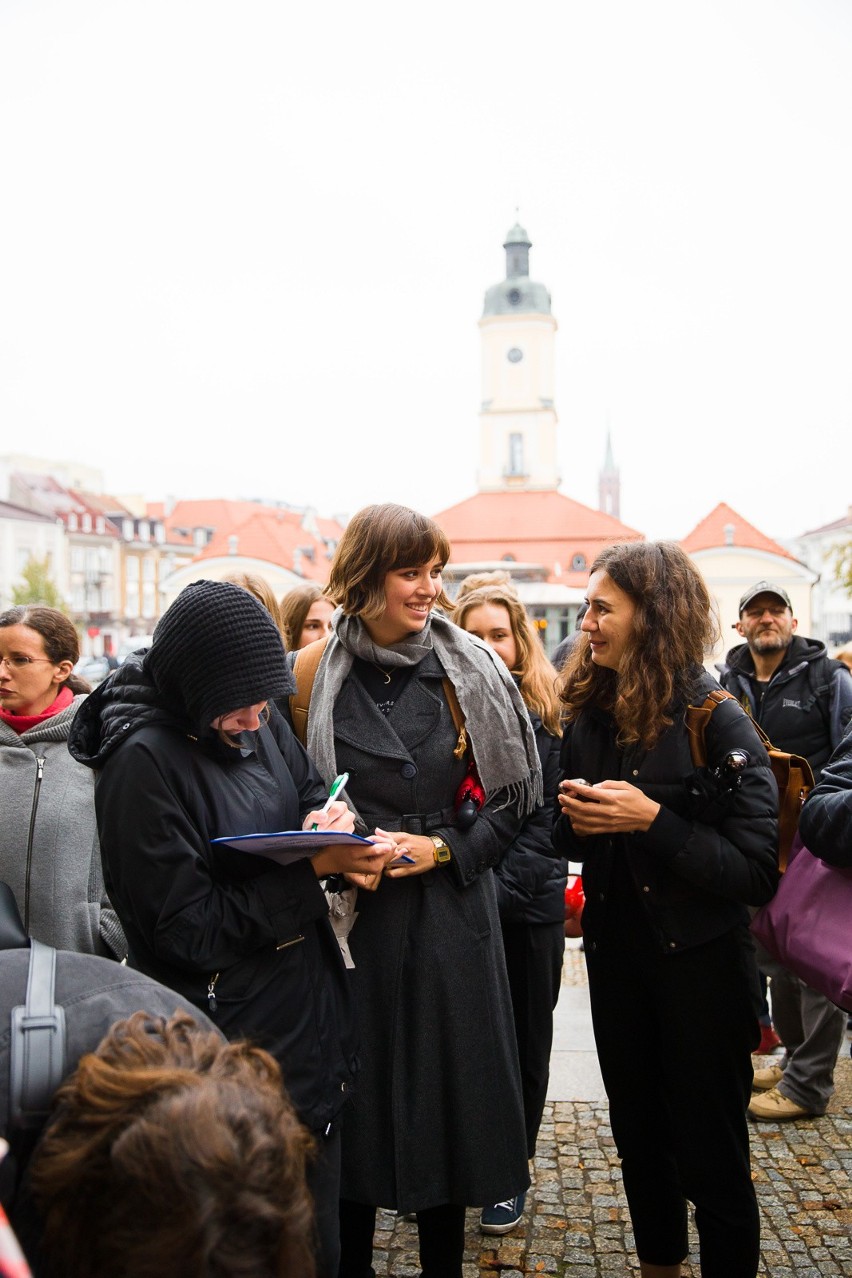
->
[748,1087,815,1121]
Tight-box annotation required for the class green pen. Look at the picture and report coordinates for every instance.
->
[310,772,350,830]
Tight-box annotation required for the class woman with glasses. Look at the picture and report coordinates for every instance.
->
[68,579,396,1277]
[0,606,124,957]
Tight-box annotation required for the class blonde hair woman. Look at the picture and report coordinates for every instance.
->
[454,580,565,1233]
[280,582,335,651]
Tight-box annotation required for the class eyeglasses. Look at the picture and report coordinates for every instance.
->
[0,656,55,671]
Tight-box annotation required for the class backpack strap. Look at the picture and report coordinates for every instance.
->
[289,636,330,747]
[9,940,66,1130]
[686,688,737,768]
[288,643,469,762]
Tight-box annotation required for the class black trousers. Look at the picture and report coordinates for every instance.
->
[309,1125,343,1278]
[338,1199,466,1278]
[501,918,565,1159]
[585,904,761,1277]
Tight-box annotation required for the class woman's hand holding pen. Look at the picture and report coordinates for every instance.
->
[380,832,437,878]
[307,804,396,881]
[303,800,356,836]
[558,779,660,836]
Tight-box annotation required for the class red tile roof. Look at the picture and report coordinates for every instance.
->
[433,490,644,585]
[680,502,794,559]
[194,509,332,581]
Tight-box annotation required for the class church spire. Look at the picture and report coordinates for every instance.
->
[599,431,621,518]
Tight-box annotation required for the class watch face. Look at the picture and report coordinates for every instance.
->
[507,347,523,363]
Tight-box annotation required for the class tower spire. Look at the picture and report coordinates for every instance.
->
[598,431,620,518]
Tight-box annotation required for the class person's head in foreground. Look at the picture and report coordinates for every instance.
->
[30,1010,316,1278]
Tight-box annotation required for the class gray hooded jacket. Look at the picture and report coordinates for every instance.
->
[0,694,125,957]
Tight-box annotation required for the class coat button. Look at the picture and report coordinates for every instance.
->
[598,893,605,902]
[400,762,417,779]
[642,885,650,893]
[669,941,677,949]
[632,769,639,776]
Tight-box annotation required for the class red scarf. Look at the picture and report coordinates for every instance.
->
[0,685,74,734]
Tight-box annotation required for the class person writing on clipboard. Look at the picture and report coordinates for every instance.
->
[68,579,396,1278]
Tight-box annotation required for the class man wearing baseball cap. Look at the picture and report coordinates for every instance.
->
[719,581,852,1121]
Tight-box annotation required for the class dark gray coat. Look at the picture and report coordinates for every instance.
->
[331,649,529,1213]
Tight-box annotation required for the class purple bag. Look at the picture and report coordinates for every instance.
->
[750,842,852,1012]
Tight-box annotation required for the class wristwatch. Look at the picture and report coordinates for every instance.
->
[428,833,452,865]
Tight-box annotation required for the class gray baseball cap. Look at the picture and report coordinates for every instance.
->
[738,581,792,615]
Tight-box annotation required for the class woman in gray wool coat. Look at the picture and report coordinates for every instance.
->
[298,503,542,1278]
[0,606,124,958]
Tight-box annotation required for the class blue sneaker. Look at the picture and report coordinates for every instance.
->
[479,1191,526,1235]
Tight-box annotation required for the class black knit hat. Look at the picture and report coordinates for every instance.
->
[145,580,295,731]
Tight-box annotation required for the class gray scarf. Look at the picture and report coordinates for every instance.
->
[306,609,543,821]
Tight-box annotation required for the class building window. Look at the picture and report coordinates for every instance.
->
[82,513,92,533]
[95,516,105,534]
[507,433,525,477]
[67,512,78,532]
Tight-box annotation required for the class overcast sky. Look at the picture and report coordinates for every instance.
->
[1,0,850,543]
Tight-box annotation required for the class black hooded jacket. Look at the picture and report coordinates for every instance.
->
[718,634,852,779]
[68,655,358,1134]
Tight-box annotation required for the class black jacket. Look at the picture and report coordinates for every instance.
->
[495,712,566,925]
[799,728,852,867]
[68,659,357,1134]
[553,670,779,953]
[718,635,852,779]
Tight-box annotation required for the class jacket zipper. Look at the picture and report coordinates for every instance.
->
[207,936,305,1015]
[24,756,46,932]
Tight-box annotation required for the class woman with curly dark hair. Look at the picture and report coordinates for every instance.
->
[554,541,779,1278]
[30,1010,316,1278]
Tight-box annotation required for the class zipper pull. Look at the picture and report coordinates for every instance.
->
[36,757,45,780]
[207,972,219,1015]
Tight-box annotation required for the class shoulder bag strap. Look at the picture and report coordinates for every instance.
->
[9,940,66,1130]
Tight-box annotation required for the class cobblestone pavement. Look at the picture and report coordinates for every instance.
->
[369,947,852,1277]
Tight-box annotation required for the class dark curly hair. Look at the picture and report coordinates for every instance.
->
[30,1011,317,1278]
[559,541,720,749]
